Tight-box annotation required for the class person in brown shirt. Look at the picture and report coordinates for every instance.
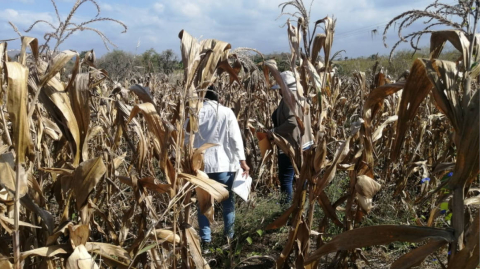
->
[269,71,313,205]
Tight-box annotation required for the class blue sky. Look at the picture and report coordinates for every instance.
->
[1,0,441,58]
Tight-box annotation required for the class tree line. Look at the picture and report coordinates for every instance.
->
[93,48,181,82]
[94,47,460,82]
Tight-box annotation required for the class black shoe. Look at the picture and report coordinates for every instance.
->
[201,241,211,255]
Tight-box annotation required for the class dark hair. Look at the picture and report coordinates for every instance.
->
[204,85,219,101]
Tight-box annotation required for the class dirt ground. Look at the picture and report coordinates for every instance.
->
[192,191,449,269]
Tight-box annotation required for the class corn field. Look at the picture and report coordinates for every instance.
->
[0,0,479,268]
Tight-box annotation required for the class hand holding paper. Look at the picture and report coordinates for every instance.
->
[232,169,252,202]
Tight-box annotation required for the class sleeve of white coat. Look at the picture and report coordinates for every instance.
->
[228,111,246,161]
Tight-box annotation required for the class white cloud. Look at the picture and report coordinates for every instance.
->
[101,3,113,12]
[0,0,444,58]
[153,3,164,13]
[0,8,54,34]
[5,9,19,17]
[9,0,34,3]
[177,2,202,18]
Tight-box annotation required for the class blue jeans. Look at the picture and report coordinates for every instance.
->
[278,154,294,205]
[198,172,235,243]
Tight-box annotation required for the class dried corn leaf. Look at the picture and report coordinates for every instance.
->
[192,143,218,171]
[70,73,91,161]
[374,70,387,87]
[82,49,96,67]
[138,177,171,194]
[0,43,5,98]
[315,137,351,194]
[0,255,12,269]
[81,125,103,161]
[66,245,99,269]
[363,82,405,121]
[94,255,130,269]
[116,101,146,173]
[304,56,323,107]
[355,175,381,198]
[151,229,181,244]
[20,244,70,261]
[197,39,231,89]
[20,195,54,233]
[68,224,89,248]
[129,84,155,104]
[430,30,470,69]
[184,226,210,269]
[391,239,448,269]
[179,30,200,88]
[179,173,228,202]
[179,30,201,133]
[42,117,63,140]
[424,59,463,136]
[313,130,327,172]
[311,33,326,63]
[0,214,41,230]
[256,132,272,159]
[372,116,398,142]
[465,196,480,206]
[276,210,304,268]
[355,175,381,213]
[19,36,38,66]
[316,16,335,67]
[264,59,297,115]
[305,226,454,265]
[113,153,126,169]
[46,221,72,245]
[40,78,81,165]
[39,167,74,176]
[448,211,479,268]
[217,59,240,85]
[318,191,343,227]
[391,59,434,161]
[127,102,169,156]
[271,132,300,174]
[0,188,12,205]
[196,186,214,223]
[39,50,77,88]
[85,242,130,261]
[0,153,15,193]
[266,204,296,230]
[72,157,107,209]
[287,20,300,69]
[6,62,34,164]
[448,89,479,188]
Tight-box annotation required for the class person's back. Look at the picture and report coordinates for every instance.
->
[269,71,313,205]
[189,88,249,252]
[194,100,244,173]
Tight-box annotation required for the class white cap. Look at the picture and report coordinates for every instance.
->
[271,71,297,91]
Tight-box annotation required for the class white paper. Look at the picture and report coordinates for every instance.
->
[232,169,252,202]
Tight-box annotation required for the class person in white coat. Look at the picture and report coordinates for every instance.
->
[187,86,249,249]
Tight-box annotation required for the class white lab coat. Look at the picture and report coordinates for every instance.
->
[186,101,246,173]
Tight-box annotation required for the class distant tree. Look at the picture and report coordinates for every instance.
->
[332,46,462,78]
[79,50,89,59]
[97,50,140,81]
[141,48,160,73]
[140,48,180,74]
[258,52,291,72]
[158,49,178,74]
